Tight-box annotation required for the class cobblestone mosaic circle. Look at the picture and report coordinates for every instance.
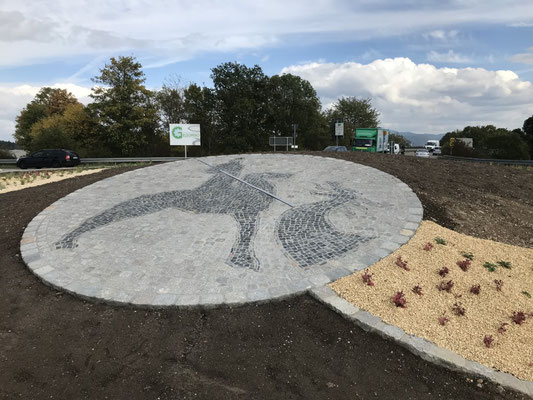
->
[21,154,423,307]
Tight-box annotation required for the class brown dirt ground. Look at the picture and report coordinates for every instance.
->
[331,221,533,381]
[0,157,531,399]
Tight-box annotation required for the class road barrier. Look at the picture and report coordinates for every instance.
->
[0,157,184,165]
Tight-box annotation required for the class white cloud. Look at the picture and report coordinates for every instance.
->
[0,83,92,142]
[427,50,472,63]
[1,1,533,67]
[281,58,533,133]
[423,30,459,41]
[510,47,533,64]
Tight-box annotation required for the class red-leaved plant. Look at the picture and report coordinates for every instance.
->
[456,259,471,272]
[392,291,407,308]
[437,280,454,293]
[498,322,509,334]
[483,335,494,348]
[361,270,374,286]
[412,285,423,296]
[470,284,481,295]
[423,242,434,251]
[452,302,466,316]
[438,267,449,277]
[494,279,503,291]
[511,311,526,325]
[395,256,409,271]
[438,314,449,326]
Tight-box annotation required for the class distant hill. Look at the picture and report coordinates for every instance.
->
[0,140,19,150]
[399,132,444,147]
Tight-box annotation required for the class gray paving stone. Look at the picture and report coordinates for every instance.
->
[325,268,351,281]
[247,288,271,302]
[22,154,422,307]
[308,274,331,286]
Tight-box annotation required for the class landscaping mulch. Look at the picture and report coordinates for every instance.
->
[0,158,531,399]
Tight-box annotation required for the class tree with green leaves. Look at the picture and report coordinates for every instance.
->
[325,97,380,147]
[184,83,217,155]
[266,73,329,150]
[441,125,530,159]
[211,62,270,153]
[14,87,79,150]
[89,56,162,156]
[156,76,186,129]
[389,133,411,148]
[522,115,533,158]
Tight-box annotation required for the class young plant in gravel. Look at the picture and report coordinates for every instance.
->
[423,242,434,251]
[438,266,450,277]
[470,284,481,295]
[395,256,409,271]
[452,302,466,316]
[412,285,423,296]
[483,335,495,348]
[438,314,449,326]
[435,237,447,245]
[456,259,471,272]
[511,311,526,325]
[498,323,509,334]
[361,270,374,286]
[522,291,532,298]
[437,280,454,293]
[461,252,474,261]
[494,280,504,291]
[483,262,497,272]
[392,291,407,308]
[497,260,512,269]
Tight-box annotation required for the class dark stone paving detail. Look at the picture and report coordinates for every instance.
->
[278,182,374,268]
[56,159,290,271]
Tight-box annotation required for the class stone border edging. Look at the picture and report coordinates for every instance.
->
[308,285,533,398]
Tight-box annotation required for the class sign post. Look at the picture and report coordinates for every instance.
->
[169,124,201,158]
[335,121,344,146]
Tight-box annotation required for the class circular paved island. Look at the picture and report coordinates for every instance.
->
[21,154,422,307]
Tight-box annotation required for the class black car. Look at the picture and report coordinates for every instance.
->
[16,149,81,169]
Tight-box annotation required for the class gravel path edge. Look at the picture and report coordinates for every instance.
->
[309,285,533,398]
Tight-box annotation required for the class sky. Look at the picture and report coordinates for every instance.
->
[1,0,533,142]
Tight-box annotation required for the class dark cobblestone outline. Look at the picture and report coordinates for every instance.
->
[56,159,290,271]
[277,182,375,268]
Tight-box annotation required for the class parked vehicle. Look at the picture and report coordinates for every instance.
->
[16,149,81,169]
[323,146,348,152]
[415,149,431,158]
[424,140,440,152]
[433,147,442,155]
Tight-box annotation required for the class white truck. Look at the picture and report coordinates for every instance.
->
[424,140,440,152]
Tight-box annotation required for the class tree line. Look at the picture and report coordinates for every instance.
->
[440,122,533,160]
[14,56,379,157]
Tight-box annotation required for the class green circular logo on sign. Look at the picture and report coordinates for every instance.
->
[172,126,182,139]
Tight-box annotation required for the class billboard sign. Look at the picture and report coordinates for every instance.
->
[169,124,201,146]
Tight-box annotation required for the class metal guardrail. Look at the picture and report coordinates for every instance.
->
[1,155,531,167]
[80,157,184,163]
[0,157,184,165]
[441,155,533,167]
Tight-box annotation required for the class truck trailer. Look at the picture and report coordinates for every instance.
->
[352,128,390,152]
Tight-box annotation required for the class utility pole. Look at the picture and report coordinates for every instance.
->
[292,124,297,149]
